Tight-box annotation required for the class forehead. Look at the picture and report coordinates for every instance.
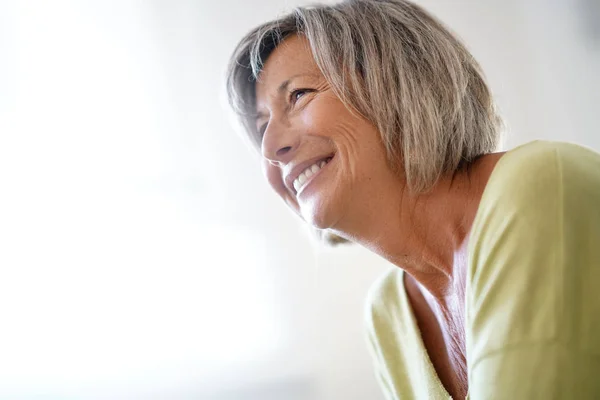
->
[255,35,321,104]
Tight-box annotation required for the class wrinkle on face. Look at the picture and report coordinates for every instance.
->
[254,34,397,233]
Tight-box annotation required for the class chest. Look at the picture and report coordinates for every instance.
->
[404,276,468,398]
[419,318,468,399]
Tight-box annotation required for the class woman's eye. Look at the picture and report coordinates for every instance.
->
[258,123,267,140]
[290,89,310,104]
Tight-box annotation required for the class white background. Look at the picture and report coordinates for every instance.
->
[0,0,598,399]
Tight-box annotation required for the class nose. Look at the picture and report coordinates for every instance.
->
[261,118,300,164]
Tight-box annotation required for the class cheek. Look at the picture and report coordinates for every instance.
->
[262,161,301,217]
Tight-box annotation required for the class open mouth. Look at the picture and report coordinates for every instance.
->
[293,154,334,195]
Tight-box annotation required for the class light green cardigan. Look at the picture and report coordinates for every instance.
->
[365,141,600,399]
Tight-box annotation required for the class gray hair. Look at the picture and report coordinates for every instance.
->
[226,0,503,244]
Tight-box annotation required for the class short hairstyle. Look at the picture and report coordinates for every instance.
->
[226,0,503,245]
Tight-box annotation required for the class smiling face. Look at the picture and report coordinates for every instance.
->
[254,35,399,231]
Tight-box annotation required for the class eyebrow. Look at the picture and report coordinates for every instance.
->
[254,73,319,122]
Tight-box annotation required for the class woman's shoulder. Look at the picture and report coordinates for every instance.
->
[466,141,600,388]
[487,140,600,188]
[468,140,600,310]
[470,140,600,258]
[477,140,600,216]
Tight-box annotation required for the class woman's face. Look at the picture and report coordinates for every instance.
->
[255,35,396,231]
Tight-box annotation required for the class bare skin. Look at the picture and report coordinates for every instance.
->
[255,34,504,399]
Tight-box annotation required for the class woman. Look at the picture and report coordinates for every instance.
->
[225,0,600,398]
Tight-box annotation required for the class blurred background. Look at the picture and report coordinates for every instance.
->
[0,0,598,399]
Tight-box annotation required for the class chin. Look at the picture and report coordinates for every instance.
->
[303,214,331,231]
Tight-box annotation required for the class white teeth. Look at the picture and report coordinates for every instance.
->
[292,158,331,194]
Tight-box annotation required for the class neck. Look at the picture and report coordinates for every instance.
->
[331,154,503,302]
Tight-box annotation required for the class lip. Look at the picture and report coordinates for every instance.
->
[284,153,335,196]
